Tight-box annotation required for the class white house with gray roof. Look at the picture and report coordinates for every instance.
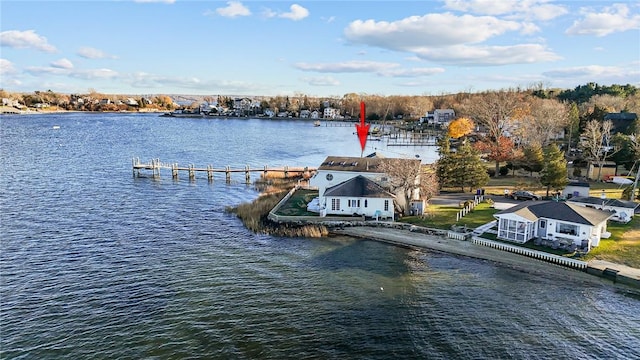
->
[309,155,421,218]
[322,175,395,219]
[494,201,614,251]
[567,197,638,223]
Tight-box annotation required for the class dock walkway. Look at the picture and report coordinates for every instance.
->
[132,158,315,183]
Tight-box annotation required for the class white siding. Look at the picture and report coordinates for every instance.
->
[323,196,393,219]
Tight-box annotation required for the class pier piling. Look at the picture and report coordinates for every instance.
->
[132,158,316,183]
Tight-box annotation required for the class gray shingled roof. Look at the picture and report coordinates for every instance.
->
[495,201,614,225]
[568,196,640,209]
[317,155,420,173]
[324,175,394,198]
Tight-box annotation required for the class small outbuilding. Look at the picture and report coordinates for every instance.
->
[562,181,590,199]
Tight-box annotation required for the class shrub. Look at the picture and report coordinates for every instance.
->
[499,166,509,176]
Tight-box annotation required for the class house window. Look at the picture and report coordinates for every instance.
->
[556,223,578,236]
[384,200,389,211]
[364,199,368,208]
[331,198,340,211]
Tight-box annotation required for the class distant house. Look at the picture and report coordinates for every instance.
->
[323,107,339,119]
[567,197,639,223]
[587,161,617,181]
[604,112,638,135]
[309,155,422,218]
[562,181,590,199]
[493,201,614,251]
[300,110,311,118]
[322,175,395,219]
[420,109,455,127]
[125,98,139,106]
[264,109,275,118]
[310,110,320,119]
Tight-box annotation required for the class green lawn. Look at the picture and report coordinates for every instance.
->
[400,202,498,230]
[275,189,319,217]
[583,216,640,268]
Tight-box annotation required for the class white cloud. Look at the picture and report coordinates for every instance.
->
[0,30,57,53]
[0,58,17,75]
[77,47,117,59]
[413,44,561,65]
[302,76,340,86]
[343,12,560,66]
[216,1,251,18]
[542,64,639,79]
[344,13,528,50]
[51,58,74,69]
[295,60,445,78]
[295,60,400,73]
[263,4,309,20]
[25,66,70,76]
[69,68,119,80]
[279,4,309,21]
[133,0,175,3]
[378,67,445,77]
[566,4,640,37]
[443,0,568,21]
[126,72,264,93]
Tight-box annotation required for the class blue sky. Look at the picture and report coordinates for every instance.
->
[1,0,639,97]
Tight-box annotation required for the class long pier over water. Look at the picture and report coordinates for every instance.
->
[132,158,316,183]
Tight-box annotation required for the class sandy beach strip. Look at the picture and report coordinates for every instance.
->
[331,227,630,289]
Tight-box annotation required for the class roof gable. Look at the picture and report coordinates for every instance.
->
[324,175,394,198]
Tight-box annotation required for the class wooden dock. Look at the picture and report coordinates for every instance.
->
[132,158,316,183]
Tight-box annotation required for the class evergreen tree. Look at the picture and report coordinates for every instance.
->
[449,139,489,192]
[540,144,568,197]
[521,144,544,176]
[435,136,456,189]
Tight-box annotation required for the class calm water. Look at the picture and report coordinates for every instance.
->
[1,113,639,360]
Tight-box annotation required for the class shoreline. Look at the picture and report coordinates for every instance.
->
[332,226,640,291]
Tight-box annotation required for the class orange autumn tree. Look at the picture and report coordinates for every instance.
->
[447,117,475,139]
[474,135,516,176]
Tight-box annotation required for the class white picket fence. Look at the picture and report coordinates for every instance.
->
[456,195,484,222]
[472,236,588,270]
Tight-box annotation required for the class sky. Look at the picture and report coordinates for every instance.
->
[1,0,639,97]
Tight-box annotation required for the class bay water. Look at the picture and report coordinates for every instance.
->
[1,113,638,359]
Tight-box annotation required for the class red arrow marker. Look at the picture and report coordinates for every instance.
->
[355,101,370,157]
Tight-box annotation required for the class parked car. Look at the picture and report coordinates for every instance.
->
[510,190,540,201]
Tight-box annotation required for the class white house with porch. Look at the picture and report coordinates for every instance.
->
[309,155,421,218]
[493,201,614,251]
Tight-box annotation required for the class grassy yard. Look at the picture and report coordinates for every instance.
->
[400,202,498,230]
[275,189,319,217]
[583,216,640,268]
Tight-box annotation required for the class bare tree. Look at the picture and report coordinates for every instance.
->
[459,89,521,175]
[377,158,436,215]
[581,119,619,181]
[515,97,570,147]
